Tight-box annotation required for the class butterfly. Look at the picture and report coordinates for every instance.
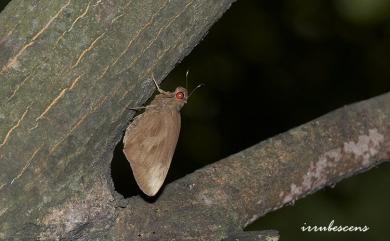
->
[123,74,202,196]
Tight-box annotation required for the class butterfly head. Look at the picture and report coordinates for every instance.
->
[174,86,188,105]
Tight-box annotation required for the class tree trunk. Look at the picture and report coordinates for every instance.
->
[0,0,236,240]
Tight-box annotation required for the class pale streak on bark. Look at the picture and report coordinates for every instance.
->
[7,74,32,101]
[10,144,44,185]
[0,105,31,148]
[0,207,9,218]
[48,96,108,154]
[110,0,171,67]
[35,88,67,121]
[123,0,193,74]
[96,0,170,81]
[92,0,103,7]
[0,0,72,73]
[140,25,181,79]
[35,74,83,121]
[111,13,124,24]
[55,0,92,45]
[68,74,83,90]
[31,0,72,42]
[0,42,34,73]
[119,21,181,102]
[71,32,106,69]
[96,65,110,81]
[109,0,134,25]
[118,1,193,101]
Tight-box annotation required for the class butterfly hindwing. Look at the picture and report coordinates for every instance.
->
[123,107,181,196]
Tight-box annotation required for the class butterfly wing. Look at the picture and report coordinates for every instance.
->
[123,107,181,196]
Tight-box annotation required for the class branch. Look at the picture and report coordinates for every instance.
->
[112,92,389,240]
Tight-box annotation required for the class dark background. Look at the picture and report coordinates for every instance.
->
[2,0,390,240]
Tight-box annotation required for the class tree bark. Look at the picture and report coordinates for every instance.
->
[0,1,389,241]
[0,0,236,240]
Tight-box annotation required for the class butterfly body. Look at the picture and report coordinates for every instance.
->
[123,86,188,196]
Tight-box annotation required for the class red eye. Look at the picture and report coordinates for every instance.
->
[175,92,184,100]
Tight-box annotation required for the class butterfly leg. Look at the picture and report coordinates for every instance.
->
[129,105,157,111]
[151,74,171,95]
[129,106,147,110]
[151,74,164,93]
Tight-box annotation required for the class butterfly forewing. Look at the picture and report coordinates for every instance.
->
[123,106,181,196]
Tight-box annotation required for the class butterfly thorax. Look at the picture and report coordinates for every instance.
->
[149,87,188,111]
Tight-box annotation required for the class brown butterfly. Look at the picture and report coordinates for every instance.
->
[123,74,201,196]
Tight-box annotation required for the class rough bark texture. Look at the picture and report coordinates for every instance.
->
[222,230,279,241]
[0,0,236,240]
[0,0,389,241]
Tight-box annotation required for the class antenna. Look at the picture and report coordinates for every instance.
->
[188,83,204,98]
[185,69,189,90]
[185,70,204,97]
